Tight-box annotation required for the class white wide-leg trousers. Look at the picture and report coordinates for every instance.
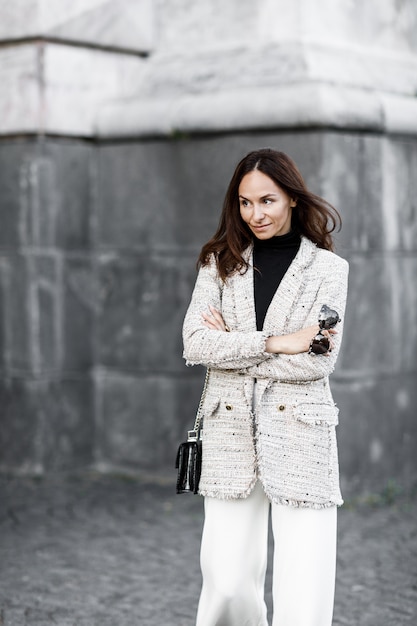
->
[196,481,337,626]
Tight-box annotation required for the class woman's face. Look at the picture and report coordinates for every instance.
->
[238,170,296,239]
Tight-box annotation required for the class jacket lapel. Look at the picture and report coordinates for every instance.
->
[229,247,257,332]
[263,236,317,334]
[231,236,317,335]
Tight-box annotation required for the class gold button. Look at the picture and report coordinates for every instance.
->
[277,404,285,411]
[225,404,233,411]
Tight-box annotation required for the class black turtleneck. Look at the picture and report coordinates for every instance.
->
[253,230,301,331]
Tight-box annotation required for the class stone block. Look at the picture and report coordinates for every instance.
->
[156,0,417,63]
[381,138,417,252]
[0,251,93,375]
[147,1,417,95]
[0,138,93,250]
[99,83,411,140]
[4,252,63,375]
[40,377,94,471]
[63,255,95,372]
[0,139,37,249]
[333,373,417,497]
[0,261,5,372]
[321,133,386,254]
[96,133,323,252]
[338,253,417,377]
[96,253,196,373]
[43,44,146,136]
[3,3,417,139]
[42,141,94,250]
[0,376,94,472]
[32,254,61,373]
[337,254,395,376]
[96,141,224,253]
[0,253,32,373]
[0,45,41,134]
[320,134,360,254]
[156,0,256,55]
[0,377,40,473]
[390,256,417,372]
[94,369,205,470]
[27,252,95,374]
[0,0,154,53]
[356,136,386,251]
[0,43,146,136]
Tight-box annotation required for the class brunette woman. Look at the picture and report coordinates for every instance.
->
[182,148,349,626]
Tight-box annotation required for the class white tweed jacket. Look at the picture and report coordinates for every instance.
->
[183,236,349,508]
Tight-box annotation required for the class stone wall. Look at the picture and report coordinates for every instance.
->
[0,138,95,472]
[0,0,416,497]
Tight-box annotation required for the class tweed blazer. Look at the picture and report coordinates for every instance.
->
[183,236,349,508]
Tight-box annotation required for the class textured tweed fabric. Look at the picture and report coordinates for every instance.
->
[183,237,349,508]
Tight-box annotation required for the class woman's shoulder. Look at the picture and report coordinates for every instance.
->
[197,253,226,287]
[317,247,348,265]
[304,239,349,274]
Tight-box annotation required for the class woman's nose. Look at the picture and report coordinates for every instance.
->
[253,204,266,221]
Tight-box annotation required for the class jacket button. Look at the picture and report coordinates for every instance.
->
[225,404,233,411]
[277,404,285,411]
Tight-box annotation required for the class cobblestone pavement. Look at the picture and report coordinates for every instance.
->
[0,473,416,626]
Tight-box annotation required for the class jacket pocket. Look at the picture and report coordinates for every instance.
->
[295,402,339,426]
[201,395,220,418]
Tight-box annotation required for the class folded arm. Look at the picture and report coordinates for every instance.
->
[182,258,271,369]
[244,259,349,381]
[183,255,349,378]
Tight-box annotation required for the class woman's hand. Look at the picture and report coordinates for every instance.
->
[201,305,229,332]
[265,325,337,355]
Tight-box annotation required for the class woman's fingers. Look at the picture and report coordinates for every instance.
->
[201,306,227,331]
[208,305,224,323]
[320,329,336,354]
[201,311,218,329]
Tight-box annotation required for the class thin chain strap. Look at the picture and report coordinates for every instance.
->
[193,368,210,433]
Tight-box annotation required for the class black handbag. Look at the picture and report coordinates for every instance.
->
[175,369,210,494]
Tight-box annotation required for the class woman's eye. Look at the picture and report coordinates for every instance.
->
[240,199,249,207]
[263,198,272,204]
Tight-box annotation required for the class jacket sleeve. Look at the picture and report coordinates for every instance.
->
[182,257,271,369]
[243,258,349,382]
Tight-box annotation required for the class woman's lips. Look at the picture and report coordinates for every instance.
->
[251,224,271,231]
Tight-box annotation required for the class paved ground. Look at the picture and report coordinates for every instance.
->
[0,472,416,626]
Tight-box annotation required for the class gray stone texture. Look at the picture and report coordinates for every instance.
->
[0,139,93,250]
[2,2,417,140]
[94,371,204,469]
[95,253,194,372]
[0,377,93,473]
[0,138,96,472]
[0,0,155,52]
[0,130,416,498]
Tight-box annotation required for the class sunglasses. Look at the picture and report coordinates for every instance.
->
[308,304,341,356]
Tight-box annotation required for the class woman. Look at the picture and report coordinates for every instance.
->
[182,148,349,626]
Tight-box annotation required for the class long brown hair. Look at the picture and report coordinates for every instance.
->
[198,148,341,281]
